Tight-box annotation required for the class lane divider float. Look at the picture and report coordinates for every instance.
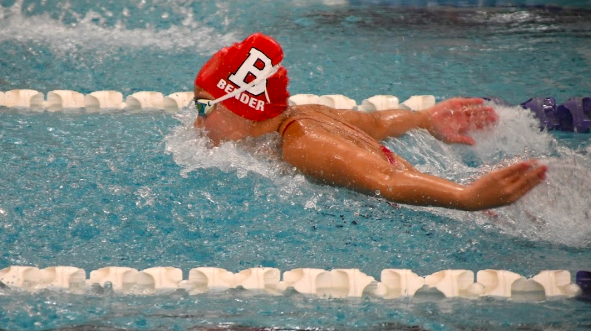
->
[0,266,587,301]
[0,89,588,131]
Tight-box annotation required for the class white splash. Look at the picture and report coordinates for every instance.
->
[164,106,294,182]
[403,104,591,247]
[0,0,236,56]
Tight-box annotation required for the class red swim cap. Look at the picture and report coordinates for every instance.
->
[195,33,290,121]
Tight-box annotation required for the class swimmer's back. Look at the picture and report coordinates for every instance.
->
[278,104,412,170]
[279,104,378,146]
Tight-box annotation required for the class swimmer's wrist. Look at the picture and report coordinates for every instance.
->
[442,186,467,210]
[415,109,431,130]
[455,186,486,211]
[455,188,472,210]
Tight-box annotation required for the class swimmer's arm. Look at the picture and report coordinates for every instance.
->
[281,121,546,211]
[333,107,427,139]
[376,160,546,211]
[336,97,497,145]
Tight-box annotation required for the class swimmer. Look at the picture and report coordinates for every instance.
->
[192,33,547,211]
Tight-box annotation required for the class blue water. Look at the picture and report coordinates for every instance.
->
[0,0,590,330]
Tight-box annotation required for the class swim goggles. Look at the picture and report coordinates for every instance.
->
[194,98,215,117]
[192,63,281,118]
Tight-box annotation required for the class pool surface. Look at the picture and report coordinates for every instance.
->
[0,0,590,330]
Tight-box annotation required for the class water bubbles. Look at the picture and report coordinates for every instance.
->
[135,186,155,208]
[304,195,318,210]
[237,168,248,179]
[165,106,290,186]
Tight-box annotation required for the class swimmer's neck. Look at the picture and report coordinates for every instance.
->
[250,106,291,137]
[203,106,290,146]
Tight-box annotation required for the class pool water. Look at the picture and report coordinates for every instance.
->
[0,0,590,330]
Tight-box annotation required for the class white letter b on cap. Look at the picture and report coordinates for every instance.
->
[228,48,272,96]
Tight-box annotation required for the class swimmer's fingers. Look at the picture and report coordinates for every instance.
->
[495,159,538,180]
[449,97,489,112]
[430,124,477,145]
[427,97,497,145]
[506,163,547,201]
[464,105,498,129]
[462,160,545,210]
[477,160,535,189]
[457,97,485,107]
[445,133,476,145]
[492,160,545,202]
[446,97,497,124]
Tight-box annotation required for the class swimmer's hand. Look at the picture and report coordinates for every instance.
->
[422,97,497,145]
[460,160,547,211]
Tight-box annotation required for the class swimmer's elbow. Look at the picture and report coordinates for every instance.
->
[365,112,391,140]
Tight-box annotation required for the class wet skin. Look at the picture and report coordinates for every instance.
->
[194,86,547,211]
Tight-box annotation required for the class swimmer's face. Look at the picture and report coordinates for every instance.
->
[193,85,253,145]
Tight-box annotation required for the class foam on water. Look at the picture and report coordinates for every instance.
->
[393,104,591,247]
[465,104,590,247]
[382,103,590,247]
[165,106,289,181]
[166,104,590,248]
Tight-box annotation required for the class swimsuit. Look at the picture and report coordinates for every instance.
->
[278,106,398,166]
[380,145,397,166]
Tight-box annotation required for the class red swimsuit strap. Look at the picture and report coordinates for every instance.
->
[380,145,397,166]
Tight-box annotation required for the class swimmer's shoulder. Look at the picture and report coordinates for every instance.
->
[282,104,338,122]
[288,104,334,114]
[277,104,342,137]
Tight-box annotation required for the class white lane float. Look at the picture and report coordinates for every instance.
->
[0,265,585,301]
[311,269,375,298]
[318,94,357,109]
[374,269,425,298]
[164,92,194,113]
[0,89,435,113]
[0,266,42,290]
[125,91,165,111]
[283,268,327,294]
[511,277,547,301]
[288,93,320,106]
[533,270,582,298]
[3,89,45,111]
[183,267,237,294]
[0,89,588,132]
[136,267,183,294]
[400,95,436,111]
[85,90,126,112]
[235,267,283,294]
[283,268,377,298]
[39,266,87,293]
[477,269,523,298]
[46,90,85,112]
[88,266,139,293]
[424,269,482,298]
[356,95,400,112]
